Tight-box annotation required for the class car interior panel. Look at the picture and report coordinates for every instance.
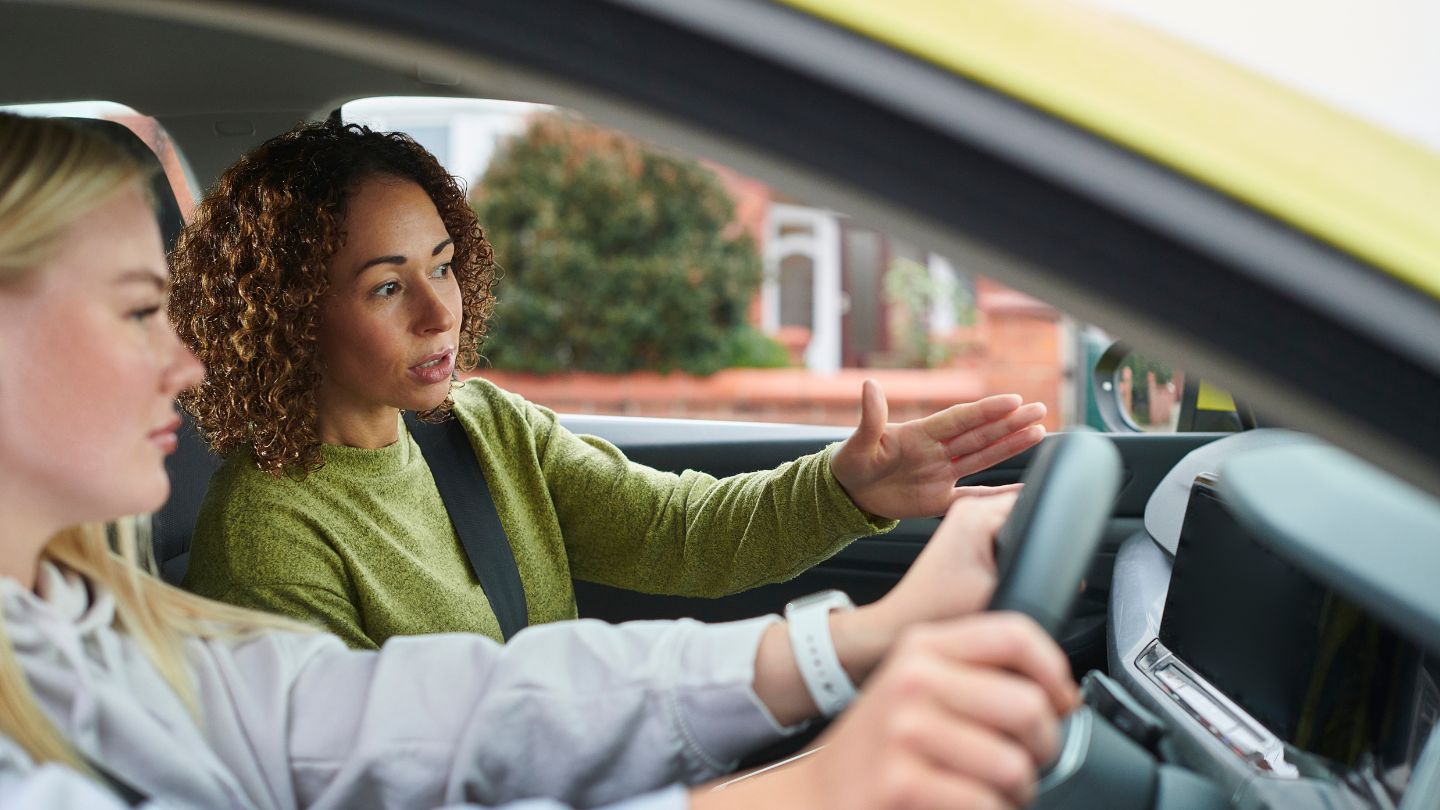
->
[1110,435,1440,809]
[5,1,1440,808]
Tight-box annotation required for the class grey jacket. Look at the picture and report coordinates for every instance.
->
[0,564,794,809]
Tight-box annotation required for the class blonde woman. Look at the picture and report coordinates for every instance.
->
[0,112,1075,810]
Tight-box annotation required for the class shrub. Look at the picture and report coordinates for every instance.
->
[473,113,783,374]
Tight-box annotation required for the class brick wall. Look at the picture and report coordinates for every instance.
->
[972,277,1064,427]
[472,279,1066,430]
[470,366,993,427]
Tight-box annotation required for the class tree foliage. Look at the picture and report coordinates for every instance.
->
[473,113,783,374]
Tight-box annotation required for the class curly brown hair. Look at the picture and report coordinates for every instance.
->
[169,121,496,476]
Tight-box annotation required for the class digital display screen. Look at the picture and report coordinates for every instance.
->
[1159,478,1438,795]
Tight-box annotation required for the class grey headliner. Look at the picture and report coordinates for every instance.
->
[1,3,479,183]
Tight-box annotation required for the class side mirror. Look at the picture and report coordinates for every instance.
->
[1091,342,1254,433]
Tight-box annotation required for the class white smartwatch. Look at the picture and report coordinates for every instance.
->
[783,589,858,717]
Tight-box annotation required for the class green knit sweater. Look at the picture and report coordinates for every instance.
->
[183,379,893,649]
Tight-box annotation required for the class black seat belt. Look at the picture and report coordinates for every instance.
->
[403,413,529,640]
[85,757,147,807]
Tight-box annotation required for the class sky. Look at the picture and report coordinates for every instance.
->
[1086,0,1440,152]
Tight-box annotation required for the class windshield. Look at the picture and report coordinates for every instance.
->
[1086,0,1440,156]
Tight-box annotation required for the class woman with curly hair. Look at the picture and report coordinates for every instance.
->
[0,112,1076,809]
[170,120,1048,649]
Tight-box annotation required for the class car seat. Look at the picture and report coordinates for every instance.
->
[154,413,222,584]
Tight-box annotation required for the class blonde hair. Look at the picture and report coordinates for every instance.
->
[0,112,309,772]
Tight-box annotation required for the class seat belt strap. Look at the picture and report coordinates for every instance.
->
[403,412,529,640]
[85,757,147,807]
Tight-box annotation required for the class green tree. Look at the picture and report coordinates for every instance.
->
[473,113,785,374]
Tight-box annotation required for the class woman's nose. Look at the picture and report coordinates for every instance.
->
[414,281,459,335]
[162,326,206,394]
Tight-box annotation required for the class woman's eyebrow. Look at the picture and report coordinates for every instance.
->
[111,268,167,290]
[355,238,454,275]
[357,254,406,274]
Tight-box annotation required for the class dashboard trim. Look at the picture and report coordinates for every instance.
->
[1136,639,1298,779]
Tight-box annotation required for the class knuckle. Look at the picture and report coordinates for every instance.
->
[951,781,1003,810]
[978,616,1025,656]
[992,746,1035,795]
[894,623,941,656]
[1034,719,1062,764]
[1001,610,1039,637]
[885,660,937,704]
[975,790,1013,810]
[994,613,1055,661]
[1015,684,1051,728]
[883,707,930,749]
[875,760,923,810]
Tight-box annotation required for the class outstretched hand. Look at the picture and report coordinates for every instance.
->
[830,380,1046,519]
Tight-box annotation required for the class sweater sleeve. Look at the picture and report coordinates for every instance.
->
[183,474,378,651]
[204,617,789,809]
[209,582,374,651]
[470,383,896,597]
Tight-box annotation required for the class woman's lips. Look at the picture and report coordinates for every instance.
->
[148,416,181,454]
[408,349,455,385]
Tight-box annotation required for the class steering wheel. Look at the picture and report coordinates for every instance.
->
[988,429,1123,636]
[985,432,1231,809]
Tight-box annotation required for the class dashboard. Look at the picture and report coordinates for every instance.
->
[1107,434,1440,810]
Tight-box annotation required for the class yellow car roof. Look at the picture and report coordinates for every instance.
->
[781,0,1440,300]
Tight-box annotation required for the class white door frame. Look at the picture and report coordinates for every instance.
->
[763,203,842,373]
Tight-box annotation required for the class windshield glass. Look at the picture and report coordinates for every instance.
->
[1085,0,1440,156]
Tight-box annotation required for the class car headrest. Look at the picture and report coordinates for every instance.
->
[57,117,185,253]
[1144,429,1323,556]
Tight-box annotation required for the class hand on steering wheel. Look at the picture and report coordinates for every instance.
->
[988,430,1123,636]
[709,432,1122,810]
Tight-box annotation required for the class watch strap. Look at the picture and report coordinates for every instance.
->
[785,590,858,717]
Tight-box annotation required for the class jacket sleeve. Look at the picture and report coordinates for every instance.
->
[197,616,790,810]
[0,764,691,810]
[0,765,140,810]
[468,383,896,597]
